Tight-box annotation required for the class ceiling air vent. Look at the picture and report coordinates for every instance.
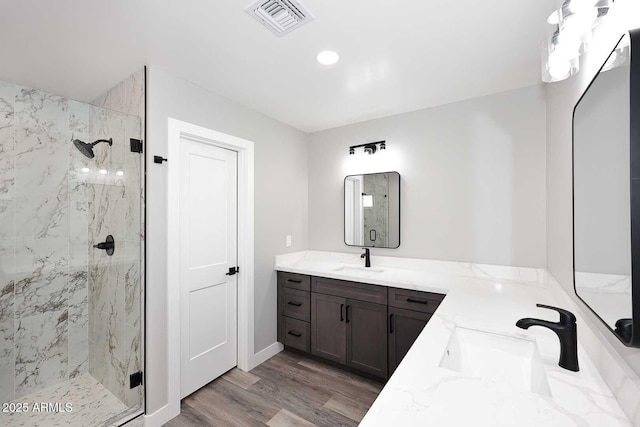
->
[245,0,314,37]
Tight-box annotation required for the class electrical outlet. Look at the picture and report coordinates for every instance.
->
[286,235,292,247]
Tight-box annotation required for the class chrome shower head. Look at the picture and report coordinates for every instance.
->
[73,138,113,159]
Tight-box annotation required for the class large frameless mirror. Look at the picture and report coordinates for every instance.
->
[344,171,400,248]
[573,30,640,347]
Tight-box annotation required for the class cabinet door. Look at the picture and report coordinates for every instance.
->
[346,299,388,378]
[311,293,347,364]
[388,307,432,375]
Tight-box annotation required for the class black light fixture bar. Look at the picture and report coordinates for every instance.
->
[349,140,386,155]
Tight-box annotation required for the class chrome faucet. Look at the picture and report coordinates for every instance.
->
[361,248,371,268]
[516,304,579,372]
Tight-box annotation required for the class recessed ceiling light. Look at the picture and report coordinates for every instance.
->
[317,50,340,65]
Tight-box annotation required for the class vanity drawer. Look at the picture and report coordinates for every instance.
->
[388,288,444,314]
[282,287,310,322]
[278,271,311,291]
[311,276,387,305]
[283,317,310,352]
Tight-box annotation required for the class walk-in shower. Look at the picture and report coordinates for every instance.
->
[0,70,145,427]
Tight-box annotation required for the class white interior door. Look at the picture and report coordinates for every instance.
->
[180,138,238,398]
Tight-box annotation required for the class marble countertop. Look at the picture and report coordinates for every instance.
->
[274,250,631,427]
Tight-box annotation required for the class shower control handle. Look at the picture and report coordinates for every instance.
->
[93,235,115,256]
[93,241,114,250]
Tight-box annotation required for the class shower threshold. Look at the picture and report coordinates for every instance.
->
[2,373,130,427]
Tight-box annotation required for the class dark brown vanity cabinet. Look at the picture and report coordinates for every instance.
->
[388,307,431,374]
[345,299,388,378]
[278,271,444,380]
[388,288,444,374]
[310,293,347,364]
[310,277,388,378]
[277,271,311,352]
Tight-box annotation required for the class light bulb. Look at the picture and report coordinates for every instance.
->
[549,60,571,79]
[548,50,566,68]
[569,0,598,14]
[562,7,597,38]
[99,169,107,175]
[116,170,124,176]
[554,36,582,59]
[81,167,90,173]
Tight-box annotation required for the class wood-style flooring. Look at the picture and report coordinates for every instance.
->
[164,350,384,427]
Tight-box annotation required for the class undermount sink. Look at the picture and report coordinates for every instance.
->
[439,326,552,397]
[333,265,385,273]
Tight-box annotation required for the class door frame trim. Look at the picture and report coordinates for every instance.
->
[166,118,255,418]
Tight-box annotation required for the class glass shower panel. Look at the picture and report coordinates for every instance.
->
[85,105,144,419]
[0,80,144,426]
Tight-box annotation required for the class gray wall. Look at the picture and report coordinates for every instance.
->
[545,16,640,378]
[145,67,308,413]
[308,85,547,267]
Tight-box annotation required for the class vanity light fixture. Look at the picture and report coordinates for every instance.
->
[364,144,377,155]
[348,140,386,155]
[542,0,612,83]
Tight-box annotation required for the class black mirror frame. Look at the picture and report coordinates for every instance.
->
[343,171,401,249]
[572,29,640,347]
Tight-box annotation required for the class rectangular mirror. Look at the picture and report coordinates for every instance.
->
[573,30,640,347]
[344,171,400,248]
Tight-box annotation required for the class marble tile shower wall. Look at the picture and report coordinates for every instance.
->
[0,79,143,407]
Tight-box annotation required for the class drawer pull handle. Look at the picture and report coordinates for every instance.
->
[287,330,302,337]
[287,279,302,283]
[340,303,344,321]
[407,298,428,305]
[389,313,395,334]
[346,305,351,323]
[287,301,302,307]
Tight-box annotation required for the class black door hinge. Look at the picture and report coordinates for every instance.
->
[130,138,143,153]
[130,371,143,389]
[225,266,240,276]
[154,156,168,164]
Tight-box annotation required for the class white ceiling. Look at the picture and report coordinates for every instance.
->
[0,0,557,132]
